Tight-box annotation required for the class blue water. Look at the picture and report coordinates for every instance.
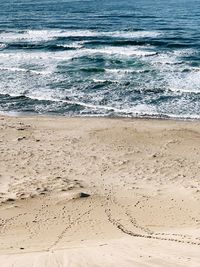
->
[0,0,200,119]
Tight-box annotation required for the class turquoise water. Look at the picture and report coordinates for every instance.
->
[0,0,200,118]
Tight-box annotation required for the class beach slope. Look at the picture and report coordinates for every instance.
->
[0,116,200,266]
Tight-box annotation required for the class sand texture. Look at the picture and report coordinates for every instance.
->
[0,116,200,266]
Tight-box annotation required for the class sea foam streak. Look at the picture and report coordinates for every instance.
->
[0,29,161,43]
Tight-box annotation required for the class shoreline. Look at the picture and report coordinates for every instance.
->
[0,112,200,122]
[0,115,200,266]
[1,109,200,122]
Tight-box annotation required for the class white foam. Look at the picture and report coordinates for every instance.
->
[173,49,196,57]
[169,88,200,94]
[105,68,133,74]
[145,52,180,66]
[57,41,84,49]
[144,49,197,69]
[0,43,7,49]
[93,79,109,83]
[1,86,199,120]
[0,29,161,43]
[111,30,161,39]
[191,67,200,72]
[86,46,157,57]
[105,68,149,74]
[0,45,157,72]
[0,66,51,75]
[168,71,200,94]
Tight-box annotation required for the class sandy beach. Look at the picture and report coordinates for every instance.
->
[0,116,200,266]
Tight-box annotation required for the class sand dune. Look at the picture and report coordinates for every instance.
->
[0,116,200,266]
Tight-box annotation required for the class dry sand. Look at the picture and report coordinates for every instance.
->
[0,116,200,266]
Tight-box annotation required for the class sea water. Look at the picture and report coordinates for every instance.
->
[0,0,200,119]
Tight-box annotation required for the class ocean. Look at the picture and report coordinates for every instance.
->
[0,0,200,119]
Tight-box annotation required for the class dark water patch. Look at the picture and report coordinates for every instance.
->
[70,55,107,65]
[6,42,78,51]
[84,40,148,47]
[56,36,101,42]
[83,39,192,50]
[166,43,195,49]
[80,67,105,73]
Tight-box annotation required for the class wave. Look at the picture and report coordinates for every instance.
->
[82,47,157,57]
[92,79,118,85]
[0,46,157,65]
[5,38,193,52]
[0,47,141,59]
[56,42,84,49]
[6,43,80,51]
[105,68,152,74]
[0,66,51,75]
[83,39,152,47]
[0,93,58,104]
[0,29,161,44]
[1,91,200,121]
[0,93,119,112]
[108,30,161,39]
[1,92,199,120]
[168,87,200,94]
